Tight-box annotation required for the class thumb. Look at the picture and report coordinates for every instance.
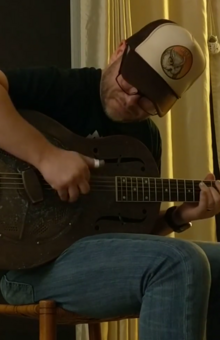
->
[82,155,105,169]
[204,172,215,181]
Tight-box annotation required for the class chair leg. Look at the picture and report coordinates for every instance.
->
[88,323,102,340]
[39,300,57,340]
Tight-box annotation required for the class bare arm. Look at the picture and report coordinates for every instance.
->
[152,208,188,236]
[0,71,54,167]
[0,70,97,202]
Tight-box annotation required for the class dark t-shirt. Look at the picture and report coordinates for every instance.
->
[4,66,162,173]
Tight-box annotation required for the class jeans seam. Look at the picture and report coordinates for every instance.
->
[1,275,35,304]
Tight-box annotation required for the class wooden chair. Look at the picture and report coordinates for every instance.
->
[0,300,138,340]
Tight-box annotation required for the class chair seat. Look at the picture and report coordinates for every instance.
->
[0,300,137,325]
[0,300,139,340]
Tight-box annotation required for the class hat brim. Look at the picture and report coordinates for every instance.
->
[120,49,178,117]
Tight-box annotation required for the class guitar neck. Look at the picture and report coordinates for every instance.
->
[115,177,215,203]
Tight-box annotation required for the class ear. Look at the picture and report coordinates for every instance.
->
[109,40,127,64]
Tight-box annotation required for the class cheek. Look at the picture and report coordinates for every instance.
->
[106,97,120,112]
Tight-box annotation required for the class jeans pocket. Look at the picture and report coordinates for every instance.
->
[0,275,35,305]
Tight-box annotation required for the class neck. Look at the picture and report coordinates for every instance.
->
[115,176,214,203]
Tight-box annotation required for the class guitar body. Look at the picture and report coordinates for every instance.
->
[0,110,160,270]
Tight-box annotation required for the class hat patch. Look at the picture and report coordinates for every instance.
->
[161,45,193,80]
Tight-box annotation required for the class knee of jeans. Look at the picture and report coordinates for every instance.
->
[0,275,35,305]
[168,239,211,283]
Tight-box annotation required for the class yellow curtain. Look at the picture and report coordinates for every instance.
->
[107,0,132,60]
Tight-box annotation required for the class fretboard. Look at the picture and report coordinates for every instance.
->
[115,176,215,203]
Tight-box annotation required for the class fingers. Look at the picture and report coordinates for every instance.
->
[209,183,220,212]
[68,186,80,203]
[58,189,69,202]
[78,181,90,195]
[204,173,215,181]
[53,153,105,203]
[198,186,209,211]
[82,155,105,169]
[199,181,220,212]
[199,182,214,211]
[58,181,90,203]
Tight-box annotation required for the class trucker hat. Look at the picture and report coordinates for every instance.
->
[120,19,206,117]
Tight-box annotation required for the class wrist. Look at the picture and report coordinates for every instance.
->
[172,206,189,225]
[164,206,192,233]
[32,142,57,170]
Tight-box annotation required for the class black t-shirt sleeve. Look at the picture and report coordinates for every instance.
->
[4,66,70,118]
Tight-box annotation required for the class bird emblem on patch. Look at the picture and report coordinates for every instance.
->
[161,45,193,79]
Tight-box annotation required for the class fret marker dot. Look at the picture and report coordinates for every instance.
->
[123,196,126,200]
[133,188,136,191]
[145,196,148,200]
[165,188,168,192]
[144,180,148,184]
[188,189,191,193]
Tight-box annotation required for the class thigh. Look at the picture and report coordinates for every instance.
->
[1,233,209,318]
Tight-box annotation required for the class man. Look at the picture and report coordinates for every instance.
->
[0,18,219,340]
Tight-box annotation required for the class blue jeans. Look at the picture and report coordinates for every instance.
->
[0,233,219,340]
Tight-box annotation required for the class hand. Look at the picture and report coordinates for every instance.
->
[174,173,220,223]
[38,146,103,202]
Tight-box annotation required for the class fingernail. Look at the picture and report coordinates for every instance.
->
[199,182,206,187]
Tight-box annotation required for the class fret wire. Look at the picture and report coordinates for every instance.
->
[168,179,171,201]
[161,178,164,201]
[192,180,195,201]
[184,180,186,201]
[176,179,179,201]
[154,178,156,201]
[136,177,138,200]
[142,177,144,201]
[131,177,133,201]
[115,177,118,201]
[125,177,128,201]
[148,177,150,201]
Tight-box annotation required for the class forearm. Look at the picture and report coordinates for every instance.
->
[0,84,52,167]
[152,206,189,236]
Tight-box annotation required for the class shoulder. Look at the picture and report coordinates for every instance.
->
[2,66,101,114]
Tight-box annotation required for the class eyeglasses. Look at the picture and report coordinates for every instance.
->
[115,46,158,116]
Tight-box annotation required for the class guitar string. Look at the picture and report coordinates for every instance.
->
[0,172,214,183]
[0,177,212,185]
[0,185,202,196]
[0,181,209,190]
[0,174,212,193]
[0,180,207,187]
